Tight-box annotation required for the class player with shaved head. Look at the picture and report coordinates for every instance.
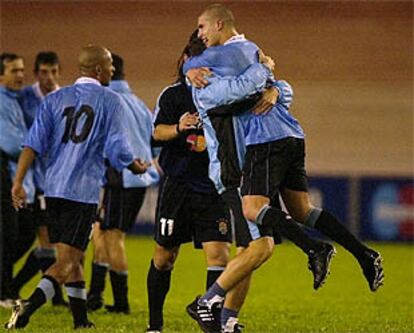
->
[5,45,149,330]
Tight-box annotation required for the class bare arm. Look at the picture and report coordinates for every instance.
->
[153,112,199,141]
[11,147,36,209]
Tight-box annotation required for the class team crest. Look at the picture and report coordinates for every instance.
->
[217,218,229,235]
[186,134,206,152]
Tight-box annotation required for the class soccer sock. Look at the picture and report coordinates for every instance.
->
[65,281,88,326]
[147,260,171,330]
[88,262,108,296]
[36,248,56,272]
[199,282,226,307]
[206,266,225,290]
[257,205,324,255]
[312,210,368,260]
[221,307,239,330]
[10,249,40,296]
[109,269,129,308]
[24,275,57,319]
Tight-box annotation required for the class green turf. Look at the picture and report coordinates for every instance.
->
[1,238,413,332]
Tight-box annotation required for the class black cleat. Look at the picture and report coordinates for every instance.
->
[104,304,130,314]
[86,294,103,312]
[308,243,336,290]
[186,296,221,333]
[74,320,96,329]
[359,249,384,292]
[4,300,30,329]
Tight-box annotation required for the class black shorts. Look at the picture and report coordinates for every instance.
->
[220,188,282,248]
[241,137,308,198]
[154,177,231,249]
[33,192,51,227]
[46,198,97,251]
[100,187,146,232]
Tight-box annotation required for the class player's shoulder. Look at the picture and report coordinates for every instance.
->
[158,82,183,101]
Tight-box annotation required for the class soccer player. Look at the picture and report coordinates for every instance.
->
[11,51,67,306]
[184,4,384,332]
[5,45,149,330]
[87,53,160,314]
[145,32,234,333]
[0,53,36,308]
[183,28,334,333]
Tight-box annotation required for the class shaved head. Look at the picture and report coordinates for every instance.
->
[78,45,111,71]
[202,3,235,28]
[78,45,114,85]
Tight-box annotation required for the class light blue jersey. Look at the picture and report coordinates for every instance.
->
[184,34,304,146]
[24,77,134,204]
[0,86,35,203]
[19,83,59,192]
[109,80,159,188]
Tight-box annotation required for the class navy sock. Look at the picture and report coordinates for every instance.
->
[221,307,239,330]
[65,281,88,326]
[147,260,171,330]
[199,282,226,307]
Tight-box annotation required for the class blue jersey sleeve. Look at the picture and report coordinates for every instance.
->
[23,98,53,155]
[274,80,294,110]
[103,97,134,171]
[192,63,271,112]
[183,47,220,74]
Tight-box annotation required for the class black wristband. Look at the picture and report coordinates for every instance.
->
[176,123,181,134]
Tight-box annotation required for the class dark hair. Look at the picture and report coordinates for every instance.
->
[0,53,22,75]
[176,29,206,82]
[111,53,124,80]
[34,51,60,73]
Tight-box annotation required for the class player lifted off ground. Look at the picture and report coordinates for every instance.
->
[184,4,384,332]
[87,53,159,314]
[6,45,148,330]
[183,23,337,333]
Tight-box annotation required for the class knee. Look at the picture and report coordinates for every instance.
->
[153,246,178,271]
[205,245,230,267]
[242,200,260,222]
[247,239,274,267]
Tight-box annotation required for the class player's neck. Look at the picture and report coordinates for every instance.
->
[220,28,239,45]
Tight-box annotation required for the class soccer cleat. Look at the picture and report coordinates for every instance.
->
[186,296,221,333]
[0,299,17,309]
[222,317,244,333]
[4,300,30,329]
[104,304,130,314]
[308,243,336,290]
[74,320,96,329]
[86,293,103,312]
[359,249,384,292]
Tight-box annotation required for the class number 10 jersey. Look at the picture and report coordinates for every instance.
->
[24,77,134,204]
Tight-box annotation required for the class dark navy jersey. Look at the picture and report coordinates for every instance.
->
[153,82,216,194]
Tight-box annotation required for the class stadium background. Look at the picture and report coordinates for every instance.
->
[1,2,413,332]
[4,0,411,241]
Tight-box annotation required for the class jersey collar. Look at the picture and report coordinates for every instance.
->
[224,34,246,45]
[75,77,101,86]
[32,82,60,100]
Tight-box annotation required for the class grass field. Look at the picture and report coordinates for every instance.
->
[1,237,413,333]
